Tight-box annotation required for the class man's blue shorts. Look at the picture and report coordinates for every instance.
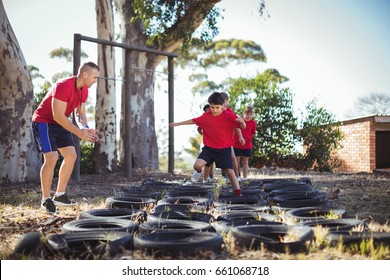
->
[198,146,233,170]
[32,122,75,153]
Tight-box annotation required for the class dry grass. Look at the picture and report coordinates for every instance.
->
[1,168,389,260]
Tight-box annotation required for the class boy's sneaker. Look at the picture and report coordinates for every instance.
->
[53,193,77,206]
[191,170,203,183]
[41,198,57,214]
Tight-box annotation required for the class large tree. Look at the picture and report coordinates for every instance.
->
[347,92,390,118]
[94,0,118,173]
[113,0,224,169]
[0,0,41,183]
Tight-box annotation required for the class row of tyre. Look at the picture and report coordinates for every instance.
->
[13,177,390,259]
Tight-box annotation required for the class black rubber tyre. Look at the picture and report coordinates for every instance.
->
[157,196,212,206]
[231,224,314,253]
[105,196,156,209]
[61,218,138,233]
[79,208,145,222]
[285,207,347,222]
[219,189,264,197]
[134,230,223,256]
[12,231,51,259]
[139,220,215,234]
[46,231,133,259]
[270,192,327,208]
[300,219,365,232]
[213,205,271,216]
[217,211,279,222]
[215,196,260,206]
[147,210,214,223]
[122,191,162,200]
[262,183,313,193]
[325,231,390,246]
[165,190,211,198]
[269,189,322,197]
[152,203,207,213]
[212,220,284,234]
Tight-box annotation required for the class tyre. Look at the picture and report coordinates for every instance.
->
[146,210,214,223]
[270,192,327,208]
[165,190,211,198]
[157,196,212,206]
[285,207,347,222]
[61,218,138,233]
[152,203,207,214]
[325,231,390,246]
[215,196,260,206]
[105,196,156,209]
[231,224,314,253]
[139,220,215,234]
[134,231,223,256]
[212,205,271,216]
[300,219,365,232]
[262,183,313,193]
[79,208,145,222]
[12,231,51,259]
[47,231,133,259]
[219,189,264,197]
[217,211,279,222]
[212,220,284,234]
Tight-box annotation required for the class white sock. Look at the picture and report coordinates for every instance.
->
[55,192,65,196]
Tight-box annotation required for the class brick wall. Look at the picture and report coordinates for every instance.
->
[335,118,376,173]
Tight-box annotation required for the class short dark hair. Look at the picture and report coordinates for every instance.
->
[203,104,210,112]
[208,92,224,105]
[80,62,100,73]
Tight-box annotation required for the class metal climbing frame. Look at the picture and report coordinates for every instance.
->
[72,33,178,180]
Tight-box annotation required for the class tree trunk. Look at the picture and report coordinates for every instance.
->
[0,0,41,183]
[115,0,159,169]
[94,0,118,173]
[113,0,220,169]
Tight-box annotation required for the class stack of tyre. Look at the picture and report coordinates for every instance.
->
[13,177,389,259]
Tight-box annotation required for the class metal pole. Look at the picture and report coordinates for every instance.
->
[124,50,133,179]
[71,34,81,182]
[168,57,175,174]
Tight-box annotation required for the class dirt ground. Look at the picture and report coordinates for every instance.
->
[1,168,389,259]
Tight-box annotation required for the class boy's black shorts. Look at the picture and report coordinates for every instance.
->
[198,146,233,169]
[233,148,252,157]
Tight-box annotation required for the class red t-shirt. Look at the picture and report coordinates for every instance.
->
[193,110,240,149]
[32,76,88,124]
[234,119,256,149]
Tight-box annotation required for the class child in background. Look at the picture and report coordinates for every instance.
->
[234,105,257,180]
[219,92,245,178]
[169,92,245,196]
[197,104,214,182]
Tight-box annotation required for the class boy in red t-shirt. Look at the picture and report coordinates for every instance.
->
[169,92,245,196]
[233,105,257,179]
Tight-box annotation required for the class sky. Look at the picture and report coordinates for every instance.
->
[3,0,390,156]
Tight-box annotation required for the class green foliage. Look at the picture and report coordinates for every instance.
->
[183,134,202,158]
[176,39,267,95]
[299,99,344,172]
[131,0,222,47]
[54,142,95,176]
[229,72,300,166]
[49,47,88,62]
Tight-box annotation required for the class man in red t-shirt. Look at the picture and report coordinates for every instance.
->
[32,62,100,214]
[169,92,246,196]
[233,105,257,179]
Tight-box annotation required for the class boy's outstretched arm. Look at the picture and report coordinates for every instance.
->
[169,119,195,127]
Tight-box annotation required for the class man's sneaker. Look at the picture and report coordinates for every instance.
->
[191,170,203,183]
[41,198,57,214]
[53,193,77,206]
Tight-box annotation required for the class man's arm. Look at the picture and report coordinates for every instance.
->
[75,103,88,128]
[52,98,98,142]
